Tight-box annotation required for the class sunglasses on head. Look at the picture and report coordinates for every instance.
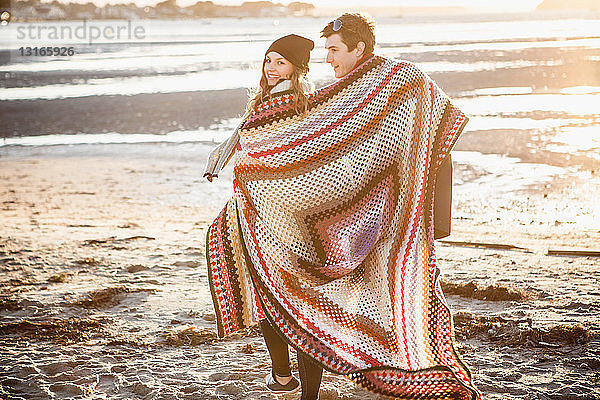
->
[333,19,343,31]
[332,19,358,35]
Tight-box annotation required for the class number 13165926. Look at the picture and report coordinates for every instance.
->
[19,47,75,56]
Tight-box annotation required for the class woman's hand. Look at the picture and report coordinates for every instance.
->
[204,173,216,182]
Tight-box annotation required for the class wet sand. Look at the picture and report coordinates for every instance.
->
[1,135,599,399]
[0,88,249,137]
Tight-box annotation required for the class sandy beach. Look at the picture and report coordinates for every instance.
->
[1,130,599,399]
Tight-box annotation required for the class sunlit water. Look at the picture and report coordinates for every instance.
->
[1,13,599,193]
[2,14,599,96]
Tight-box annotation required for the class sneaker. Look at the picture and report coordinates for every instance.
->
[264,371,300,394]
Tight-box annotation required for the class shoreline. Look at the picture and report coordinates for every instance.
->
[2,71,598,140]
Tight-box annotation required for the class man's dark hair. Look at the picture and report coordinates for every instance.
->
[321,13,376,55]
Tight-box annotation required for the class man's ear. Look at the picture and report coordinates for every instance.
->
[355,41,366,57]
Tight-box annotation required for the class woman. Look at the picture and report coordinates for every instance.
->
[203,34,314,183]
[203,34,322,399]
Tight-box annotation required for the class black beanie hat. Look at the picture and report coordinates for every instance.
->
[265,34,314,69]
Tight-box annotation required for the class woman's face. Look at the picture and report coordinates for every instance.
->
[263,51,294,87]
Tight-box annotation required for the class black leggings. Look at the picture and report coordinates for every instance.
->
[259,318,323,400]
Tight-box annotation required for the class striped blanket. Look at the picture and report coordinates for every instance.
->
[206,54,480,399]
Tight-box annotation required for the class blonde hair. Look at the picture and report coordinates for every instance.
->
[244,60,310,119]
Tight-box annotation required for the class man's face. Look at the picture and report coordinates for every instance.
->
[325,33,362,78]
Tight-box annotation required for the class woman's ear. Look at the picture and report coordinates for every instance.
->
[355,41,366,57]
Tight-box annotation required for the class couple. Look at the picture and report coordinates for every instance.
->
[204,13,480,400]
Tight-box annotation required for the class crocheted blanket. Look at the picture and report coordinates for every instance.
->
[206,54,480,399]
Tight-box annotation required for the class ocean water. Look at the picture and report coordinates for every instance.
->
[2,14,600,91]
[1,14,599,86]
[1,12,599,167]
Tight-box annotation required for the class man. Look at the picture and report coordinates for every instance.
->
[322,13,375,79]
[322,12,454,240]
[204,12,479,400]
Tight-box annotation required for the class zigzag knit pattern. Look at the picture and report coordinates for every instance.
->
[206,54,480,399]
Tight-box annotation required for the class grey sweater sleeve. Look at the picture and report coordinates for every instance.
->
[203,127,240,177]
